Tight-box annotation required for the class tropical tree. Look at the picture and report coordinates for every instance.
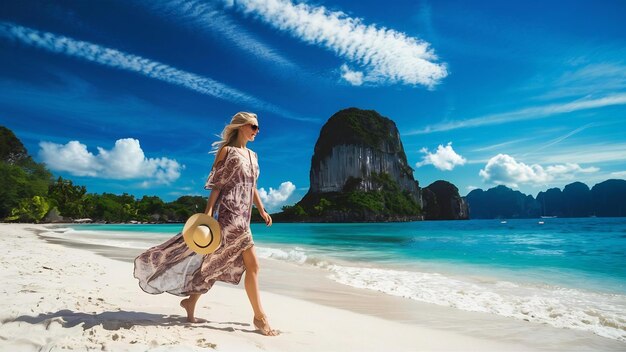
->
[48,177,87,218]
[5,195,50,223]
[0,126,52,217]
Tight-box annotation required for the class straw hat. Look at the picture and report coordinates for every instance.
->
[182,213,222,255]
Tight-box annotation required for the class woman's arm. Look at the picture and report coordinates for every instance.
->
[253,188,272,226]
[205,189,221,216]
[253,188,266,214]
[205,147,228,216]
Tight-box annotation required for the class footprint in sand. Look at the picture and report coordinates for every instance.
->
[196,338,217,349]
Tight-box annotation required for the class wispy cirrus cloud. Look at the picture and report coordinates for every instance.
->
[526,61,626,101]
[0,21,314,122]
[471,137,534,153]
[522,123,595,156]
[228,0,447,88]
[142,0,299,71]
[530,142,626,165]
[407,93,626,135]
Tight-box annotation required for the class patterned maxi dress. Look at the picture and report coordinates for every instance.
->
[134,146,259,296]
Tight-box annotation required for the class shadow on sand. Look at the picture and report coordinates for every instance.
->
[3,309,259,334]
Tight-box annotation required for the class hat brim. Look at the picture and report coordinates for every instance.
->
[182,213,222,255]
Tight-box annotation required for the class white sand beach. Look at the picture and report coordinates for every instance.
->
[0,223,623,351]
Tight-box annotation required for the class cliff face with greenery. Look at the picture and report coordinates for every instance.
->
[309,108,421,201]
[274,108,423,222]
[466,180,626,219]
[0,126,209,223]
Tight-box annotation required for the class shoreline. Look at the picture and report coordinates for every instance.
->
[26,214,626,225]
[1,224,624,351]
[39,227,626,348]
[38,224,626,340]
[37,224,626,345]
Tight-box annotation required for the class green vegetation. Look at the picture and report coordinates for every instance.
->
[0,125,55,223]
[280,204,308,217]
[48,176,87,219]
[276,171,421,222]
[362,172,421,216]
[5,195,50,223]
[0,127,53,218]
[313,197,333,216]
[1,126,209,223]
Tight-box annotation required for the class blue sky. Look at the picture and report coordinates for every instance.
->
[1,0,625,212]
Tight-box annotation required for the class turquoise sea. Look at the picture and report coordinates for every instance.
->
[56,217,626,341]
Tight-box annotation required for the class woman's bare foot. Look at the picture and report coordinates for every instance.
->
[180,298,198,323]
[253,315,279,336]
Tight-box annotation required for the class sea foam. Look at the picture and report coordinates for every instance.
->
[257,245,626,342]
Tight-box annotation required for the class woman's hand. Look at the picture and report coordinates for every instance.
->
[260,210,273,226]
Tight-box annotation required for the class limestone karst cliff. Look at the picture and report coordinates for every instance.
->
[309,108,421,203]
[276,108,423,222]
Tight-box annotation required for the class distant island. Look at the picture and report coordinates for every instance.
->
[466,180,626,219]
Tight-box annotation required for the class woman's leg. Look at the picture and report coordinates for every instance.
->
[242,246,278,336]
[180,293,202,323]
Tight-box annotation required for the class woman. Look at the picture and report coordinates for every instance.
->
[134,111,278,336]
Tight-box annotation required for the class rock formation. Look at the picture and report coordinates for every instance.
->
[467,185,541,219]
[308,108,420,202]
[423,180,469,220]
[465,180,626,219]
[591,179,626,217]
[276,108,423,222]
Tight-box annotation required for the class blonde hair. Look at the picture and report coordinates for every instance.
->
[210,111,258,166]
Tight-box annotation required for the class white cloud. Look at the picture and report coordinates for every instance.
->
[258,181,296,210]
[0,21,313,122]
[415,142,466,171]
[340,64,363,86]
[610,171,626,177]
[39,141,101,176]
[479,154,599,188]
[39,138,184,185]
[230,0,447,87]
[407,93,626,135]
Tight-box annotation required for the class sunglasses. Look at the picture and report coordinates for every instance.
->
[250,124,260,132]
